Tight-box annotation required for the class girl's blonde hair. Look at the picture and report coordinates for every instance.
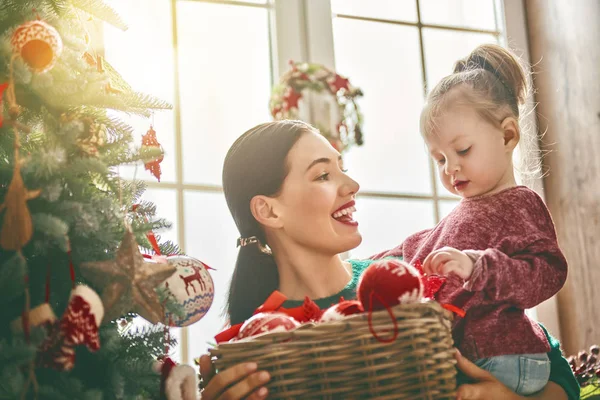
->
[421,44,539,184]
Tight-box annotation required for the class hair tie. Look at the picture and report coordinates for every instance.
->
[237,236,272,255]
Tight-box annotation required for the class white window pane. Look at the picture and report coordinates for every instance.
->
[104,0,177,183]
[331,0,417,22]
[420,0,499,31]
[142,188,178,245]
[177,2,272,186]
[332,19,432,195]
[350,198,435,259]
[439,199,460,220]
[423,28,498,91]
[183,191,239,357]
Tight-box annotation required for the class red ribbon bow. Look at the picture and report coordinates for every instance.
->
[214,291,322,343]
[413,259,466,318]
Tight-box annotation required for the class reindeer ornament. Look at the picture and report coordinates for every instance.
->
[158,256,215,327]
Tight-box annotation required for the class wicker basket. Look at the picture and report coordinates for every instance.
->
[210,301,457,399]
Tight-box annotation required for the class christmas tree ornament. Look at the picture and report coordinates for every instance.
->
[11,20,63,73]
[153,357,198,400]
[59,112,108,156]
[80,52,123,94]
[270,61,364,153]
[295,297,323,323]
[215,291,320,343]
[141,125,164,181]
[77,119,107,156]
[158,256,214,327]
[76,120,107,157]
[10,303,57,334]
[38,285,104,371]
[80,228,177,323]
[413,259,447,300]
[356,259,423,344]
[0,82,9,128]
[82,51,97,68]
[0,130,41,251]
[357,259,423,313]
[236,312,300,341]
[319,299,363,323]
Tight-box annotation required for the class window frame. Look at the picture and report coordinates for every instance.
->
[102,0,558,362]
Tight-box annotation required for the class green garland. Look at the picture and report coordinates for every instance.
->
[270,61,364,153]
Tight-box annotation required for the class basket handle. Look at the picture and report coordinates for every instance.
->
[367,291,399,344]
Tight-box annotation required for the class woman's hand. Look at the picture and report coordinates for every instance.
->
[455,351,568,400]
[197,354,270,400]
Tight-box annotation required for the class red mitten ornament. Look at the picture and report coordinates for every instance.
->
[142,125,164,182]
[357,259,423,312]
[237,312,300,341]
[278,296,322,323]
[319,299,363,323]
[413,259,446,299]
[38,285,104,371]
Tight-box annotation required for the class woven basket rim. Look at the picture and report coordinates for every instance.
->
[209,300,457,399]
[213,300,452,349]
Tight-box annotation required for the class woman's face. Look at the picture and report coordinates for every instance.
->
[270,131,362,255]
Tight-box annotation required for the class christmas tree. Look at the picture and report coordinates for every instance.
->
[0,1,185,398]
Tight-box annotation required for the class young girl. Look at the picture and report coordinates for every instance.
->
[373,44,569,396]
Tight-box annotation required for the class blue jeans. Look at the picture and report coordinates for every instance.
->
[475,353,551,395]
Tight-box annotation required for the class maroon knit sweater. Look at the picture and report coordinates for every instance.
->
[373,186,568,361]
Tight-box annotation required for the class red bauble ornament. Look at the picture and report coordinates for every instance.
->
[357,259,423,313]
[11,20,63,73]
[141,125,164,182]
[237,312,300,341]
[320,300,363,323]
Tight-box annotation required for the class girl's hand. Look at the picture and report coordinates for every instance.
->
[423,246,474,280]
[197,354,270,400]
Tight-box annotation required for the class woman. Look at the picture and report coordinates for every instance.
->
[197,120,578,400]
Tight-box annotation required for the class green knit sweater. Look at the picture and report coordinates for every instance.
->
[281,259,373,310]
[282,258,580,399]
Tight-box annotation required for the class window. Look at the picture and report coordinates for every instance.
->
[103,0,544,363]
[103,0,275,364]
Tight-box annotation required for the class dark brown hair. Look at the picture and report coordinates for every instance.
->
[222,120,317,324]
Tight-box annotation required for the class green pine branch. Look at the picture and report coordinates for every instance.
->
[68,0,127,31]
[0,1,183,398]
